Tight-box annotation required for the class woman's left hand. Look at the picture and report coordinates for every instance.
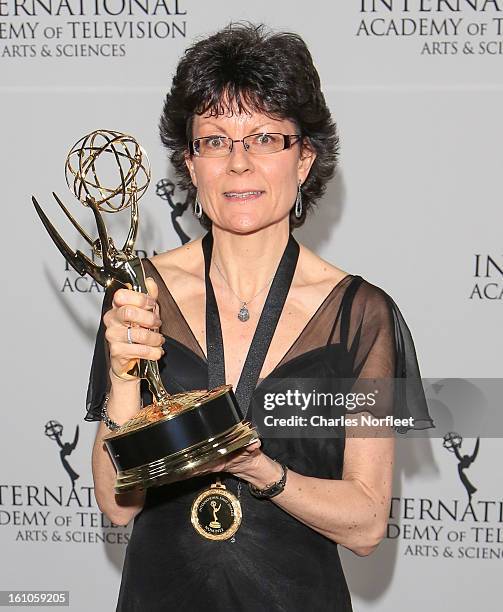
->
[191,439,263,481]
[183,439,284,489]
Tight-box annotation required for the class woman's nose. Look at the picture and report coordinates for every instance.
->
[226,141,254,174]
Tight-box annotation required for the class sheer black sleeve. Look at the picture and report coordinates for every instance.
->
[84,288,114,422]
[345,280,434,432]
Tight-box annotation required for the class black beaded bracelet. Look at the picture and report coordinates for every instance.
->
[248,462,288,499]
[101,393,120,432]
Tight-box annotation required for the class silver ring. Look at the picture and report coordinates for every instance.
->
[127,324,134,344]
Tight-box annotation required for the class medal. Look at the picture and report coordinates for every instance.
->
[190,478,242,541]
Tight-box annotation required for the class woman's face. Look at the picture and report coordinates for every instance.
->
[185,109,316,234]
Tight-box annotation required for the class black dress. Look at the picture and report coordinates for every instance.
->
[85,256,433,612]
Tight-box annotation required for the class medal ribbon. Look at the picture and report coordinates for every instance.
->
[192,230,299,541]
[202,230,300,417]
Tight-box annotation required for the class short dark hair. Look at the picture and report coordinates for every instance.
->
[159,21,339,230]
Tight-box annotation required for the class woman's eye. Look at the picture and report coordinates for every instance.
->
[207,137,225,148]
[257,134,271,144]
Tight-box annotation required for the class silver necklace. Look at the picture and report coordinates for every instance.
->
[212,259,274,322]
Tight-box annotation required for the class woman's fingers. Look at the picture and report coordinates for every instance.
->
[145,277,159,301]
[112,285,158,312]
[118,305,162,329]
[105,325,164,347]
[242,440,262,452]
[109,342,164,362]
[190,440,263,478]
[103,305,161,334]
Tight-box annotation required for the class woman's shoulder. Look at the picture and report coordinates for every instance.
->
[147,237,204,286]
[296,243,349,294]
[297,243,396,321]
[346,275,403,335]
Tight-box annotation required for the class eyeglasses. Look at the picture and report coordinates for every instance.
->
[188,133,301,158]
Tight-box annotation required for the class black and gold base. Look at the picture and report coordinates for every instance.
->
[103,385,259,493]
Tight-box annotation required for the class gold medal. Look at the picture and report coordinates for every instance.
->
[190,478,242,541]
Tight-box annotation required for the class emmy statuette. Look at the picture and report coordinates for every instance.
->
[32,129,259,493]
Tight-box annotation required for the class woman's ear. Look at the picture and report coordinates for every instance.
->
[297,138,317,183]
[184,150,197,188]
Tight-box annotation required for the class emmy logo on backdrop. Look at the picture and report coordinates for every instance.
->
[44,420,80,492]
[443,433,480,501]
[155,178,191,245]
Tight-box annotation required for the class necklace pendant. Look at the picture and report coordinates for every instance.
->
[238,303,250,322]
[191,480,242,541]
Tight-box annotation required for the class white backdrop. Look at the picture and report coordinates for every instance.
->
[1,1,502,610]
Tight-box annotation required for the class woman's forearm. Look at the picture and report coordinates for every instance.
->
[237,451,391,556]
[271,469,388,555]
[91,375,146,526]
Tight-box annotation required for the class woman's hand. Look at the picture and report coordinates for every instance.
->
[194,439,262,477]
[187,439,284,489]
[103,277,165,380]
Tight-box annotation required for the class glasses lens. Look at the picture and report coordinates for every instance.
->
[195,136,230,157]
[245,133,285,155]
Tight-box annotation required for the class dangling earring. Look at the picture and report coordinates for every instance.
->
[294,182,303,219]
[194,192,203,219]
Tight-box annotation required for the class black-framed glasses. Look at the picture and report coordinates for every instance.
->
[188,133,301,158]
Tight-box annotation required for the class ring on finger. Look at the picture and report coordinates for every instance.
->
[127,324,134,345]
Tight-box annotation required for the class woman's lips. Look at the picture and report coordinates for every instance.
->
[223,190,265,202]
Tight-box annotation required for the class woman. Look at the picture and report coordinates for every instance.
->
[86,22,432,611]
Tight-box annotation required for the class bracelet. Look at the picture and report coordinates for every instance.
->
[248,461,288,499]
[100,393,121,432]
[101,392,144,432]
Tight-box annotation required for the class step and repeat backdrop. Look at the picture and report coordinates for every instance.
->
[1,1,502,610]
